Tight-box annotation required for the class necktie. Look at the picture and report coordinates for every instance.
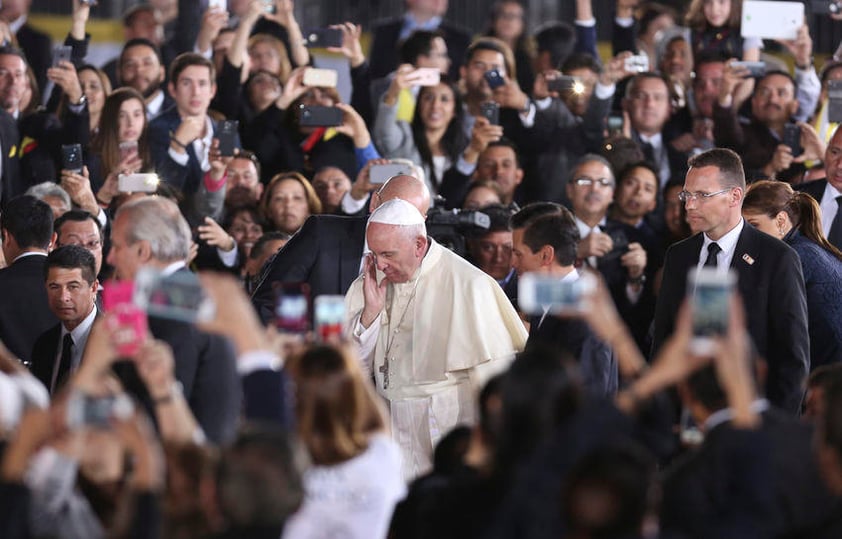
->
[828,196,842,249]
[641,141,656,165]
[53,333,73,394]
[704,242,721,268]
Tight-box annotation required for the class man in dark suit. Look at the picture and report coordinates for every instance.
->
[797,125,842,250]
[623,73,689,187]
[652,148,809,414]
[148,52,240,197]
[115,38,174,121]
[0,0,51,93]
[30,246,98,394]
[0,195,57,364]
[107,196,241,444]
[368,0,471,81]
[251,174,431,324]
[510,203,618,396]
[0,106,19,208]
[661,363,841,538]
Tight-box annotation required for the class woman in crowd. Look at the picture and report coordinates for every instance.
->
[484,0,534,92]
[743,180,842,370]
[261,171,322,235]
[87,88,152,203]
[374,78,468,195]
[282,344,405,539]
[77,65,112,135]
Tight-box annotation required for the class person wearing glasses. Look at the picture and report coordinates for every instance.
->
[54,210,105,279]
[652,148,809,415]
[567,154,654,353]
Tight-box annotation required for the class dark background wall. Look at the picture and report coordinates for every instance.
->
[29,0,840,54]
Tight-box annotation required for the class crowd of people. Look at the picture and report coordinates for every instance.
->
[1,0,842,536]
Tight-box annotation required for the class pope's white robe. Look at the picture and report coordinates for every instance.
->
[345,239,528,479]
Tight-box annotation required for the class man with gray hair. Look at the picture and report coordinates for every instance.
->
[345,198,527,480]
[108,196,241,443]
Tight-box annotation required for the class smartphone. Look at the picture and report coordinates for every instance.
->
[102,280,148,358]
[731,60,766,78]
[607,114,624,135]
[602,228,630,262]
[518,272,596,316]
[299,105,343,127]
[624,54,649,73]
[61,143,84,173]
[133,267,215,324]
[370,162,415,184]
[829,80,842,123]
[208,0,227,11]
[216,120,238,157]
[302,67,338,88]
[547,75,583,94]
[480,101,500,126]
[52,45,72,67]
[66,392,134,430]
[261,0,275,14]
[314,295,345,342]
[118,140,138,161]
[304,27,343,48]
[118,173,159,193]
[408,67,441,87]
[484,68,505,90]
[274,282,310,334]
[688,267,736,356]
[782,123,803,157]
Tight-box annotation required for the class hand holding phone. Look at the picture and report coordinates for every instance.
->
[480,102,500,126]
[62,144,84,173]
[484,69,506,90]
[688,268,736,356]
[216,120,238,157]
[274,282,310,334]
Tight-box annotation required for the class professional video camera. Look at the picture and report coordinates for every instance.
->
[425,207,490,257]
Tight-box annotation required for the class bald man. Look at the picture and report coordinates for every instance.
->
[345,199,527,480]
[251,174,431,324]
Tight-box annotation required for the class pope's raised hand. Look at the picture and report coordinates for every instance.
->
[360,253,387,328]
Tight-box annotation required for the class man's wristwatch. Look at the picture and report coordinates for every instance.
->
[70,94,87,107]
[628,274,646,286]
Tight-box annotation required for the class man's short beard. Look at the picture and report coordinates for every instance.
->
[141,81,161,99]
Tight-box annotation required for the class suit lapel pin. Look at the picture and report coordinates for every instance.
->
[742,253,755,265]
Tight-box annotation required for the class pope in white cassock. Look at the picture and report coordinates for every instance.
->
[345,199,528,480]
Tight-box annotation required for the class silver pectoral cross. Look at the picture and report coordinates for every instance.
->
[379,357,391,389]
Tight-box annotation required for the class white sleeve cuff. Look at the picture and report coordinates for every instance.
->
[341,190,369,215]
[575,18,596,27]
[237,350,282,376]
[594,82,616,100]
[615,17,634,28]
[95,207,107,228]
[455,155,477,176]
[519,102,536,128]
[535,96,553,111]
[167,147,190,167]
[217,243,239,267]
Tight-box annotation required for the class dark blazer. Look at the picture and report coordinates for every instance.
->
[242,368,293,428]
[797,177,827,202]
[652,224,810,413]
[0,108,20,208]
[661,408,842,539]
[30,323,61,391]
[147,313,242,445]
[367,16,472,81]
[148,106,241,195]
[0,254,57,364]
[251,214,367,324]
[16,23,52,94]
[526,316,618,397]
[785,230,842,370]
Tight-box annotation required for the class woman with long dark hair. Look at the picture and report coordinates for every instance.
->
[374,78,468,194]
[743,180,842,370]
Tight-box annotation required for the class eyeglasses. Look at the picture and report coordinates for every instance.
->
[677,188,731,202]
[574,177,614,188]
